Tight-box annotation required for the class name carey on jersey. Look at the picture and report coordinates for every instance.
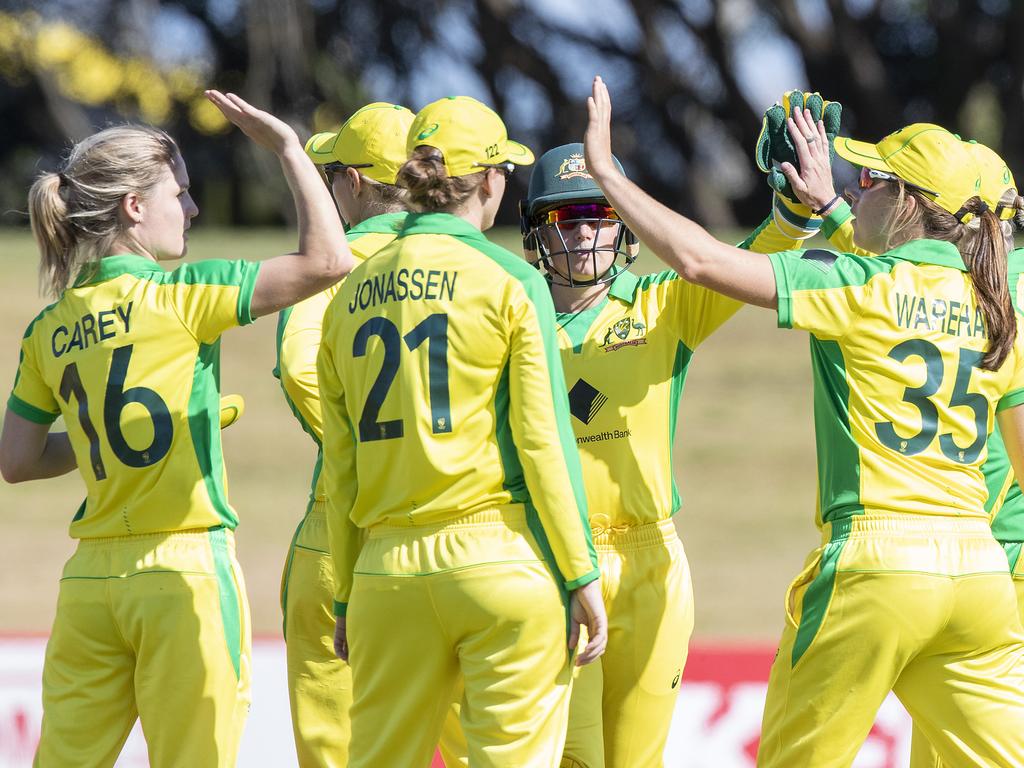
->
[893,291,987,339]
[51,301,134,358]
[348,268,458,313]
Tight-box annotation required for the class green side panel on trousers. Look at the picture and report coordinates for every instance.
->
[209,527,242,679]
[792,517,851,666]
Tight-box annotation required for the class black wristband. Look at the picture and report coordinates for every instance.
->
[813,194,842,216]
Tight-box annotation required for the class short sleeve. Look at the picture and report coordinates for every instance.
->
[8,339,60,424]
[164,260,261,343]
[768,249,884,339]
[660,274,743,351]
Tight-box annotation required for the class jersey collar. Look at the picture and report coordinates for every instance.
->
[347,211,408,237]
[887,239,967,271]
[74,253,164,286]
[397,212,488,242]
[607,270,640,302]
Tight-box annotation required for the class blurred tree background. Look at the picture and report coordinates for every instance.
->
[0,0,1021,229]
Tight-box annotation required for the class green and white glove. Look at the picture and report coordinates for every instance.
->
[756,90,842,203]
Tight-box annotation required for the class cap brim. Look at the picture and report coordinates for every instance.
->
[504,140,535,166]
[304,131,340,164]
[833,136,893,173]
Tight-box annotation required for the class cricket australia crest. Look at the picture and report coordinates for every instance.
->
[557,153,591,180]
[601,316,647,352]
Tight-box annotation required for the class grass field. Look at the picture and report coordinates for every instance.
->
[0,227,820,641]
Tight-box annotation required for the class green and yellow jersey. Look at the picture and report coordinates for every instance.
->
[556,216,809,529]
[318,212,599,614]
[8,254,260,538]
[768,239,1024,526]
[824,207,1024,548]
[274,213,407,494]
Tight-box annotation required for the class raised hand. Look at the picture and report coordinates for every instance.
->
[584,76,616,179]
[205,90,300,156]
[779,106,840,213]
[756,90,842,203]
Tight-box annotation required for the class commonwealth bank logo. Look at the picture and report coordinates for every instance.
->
[568,378,607,425]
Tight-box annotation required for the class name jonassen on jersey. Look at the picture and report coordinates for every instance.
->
[348,269,458,313]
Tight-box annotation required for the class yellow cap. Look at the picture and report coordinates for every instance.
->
[964,140,1017,221]
[407,96,534,178]
[305,102,415,185]
[834,123,982,220]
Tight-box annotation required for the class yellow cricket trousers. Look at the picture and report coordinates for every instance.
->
[560,518,693,768]
[281,501,351,767]
[758,514,1024,768]
[908,541,1024,768]
[346,506,575,768]
[35,527,252,768]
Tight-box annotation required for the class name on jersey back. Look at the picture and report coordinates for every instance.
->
[51,301,134,357]
[894,292,987,339]
[348,269,458,313]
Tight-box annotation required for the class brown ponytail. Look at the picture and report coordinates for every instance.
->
[959,197,1015,370]
[396,146,482,212]
[28,125,179,297]
[885,184,1015,369]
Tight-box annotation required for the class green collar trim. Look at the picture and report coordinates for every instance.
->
[607,270,640,302]
[74,254,164,286]
[398,212,487,241]
[887,239,966,271]
[347,211,408,237]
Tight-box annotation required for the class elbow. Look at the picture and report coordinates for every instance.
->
[315,244,353,285]
[673,248,713,285]
[0,456,29,484]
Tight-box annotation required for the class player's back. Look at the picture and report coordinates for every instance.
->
[772,240,1024,524]
[323,212,567,529]
[10,255,259,538]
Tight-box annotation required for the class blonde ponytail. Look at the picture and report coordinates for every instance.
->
[28,172,78,297]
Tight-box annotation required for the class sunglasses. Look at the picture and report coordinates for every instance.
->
[476,161,515,178]
[543,204,620,226]
[323,162,373,180]
[858,167,939,199]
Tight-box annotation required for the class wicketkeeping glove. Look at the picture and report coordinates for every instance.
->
[756,90,842,203]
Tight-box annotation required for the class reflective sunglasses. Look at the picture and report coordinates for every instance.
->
[543,204,620,226]
[859,167,939,199]
[323,161,373,180]
[476,161,515,178]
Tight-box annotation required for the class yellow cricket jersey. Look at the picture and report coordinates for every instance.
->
[7,254,260,538]
[557,216,809,528]
[318,212,599,614]
[823,206,1024,545]
[274,213,407,498]
[769,239,1024,526]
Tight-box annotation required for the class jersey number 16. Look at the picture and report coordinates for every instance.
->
[59,344,173,481]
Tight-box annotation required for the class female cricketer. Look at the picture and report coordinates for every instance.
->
[274,101,416,766]
[0,91,352,767]
[317,95,607,768]
[584,75,1024,766]
[509,142,819,768]
[804,133,1024,768]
